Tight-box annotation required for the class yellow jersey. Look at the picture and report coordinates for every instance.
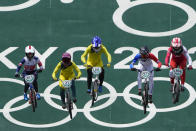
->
[52,61,81,88]
[81,44,111,67]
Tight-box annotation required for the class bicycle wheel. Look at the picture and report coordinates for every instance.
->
[172,81,180,104]
[66,92,72,119]
[30,89,36,112]
[143,83,148,114]
[175,80,180,103]
[91,81,99,107]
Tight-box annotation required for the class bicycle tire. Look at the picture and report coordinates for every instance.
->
[91,82,95,107]
[175,80,180,103]
[94,80,98,101]
[66,92,72,119]
[143,83,149,114]
[172,82,180,104]
[30,90,36,112]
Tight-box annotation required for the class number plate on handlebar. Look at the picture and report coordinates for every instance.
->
[62,80,72,88]
[141,71,151,79]
[92,67,102,75]
[24,75,35,83]
[173,68,183,77]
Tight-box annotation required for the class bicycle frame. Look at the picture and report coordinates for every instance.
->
[60,79,73,119]
[22,74,37,112]
[91,67,102,106]
[172,68,183,103]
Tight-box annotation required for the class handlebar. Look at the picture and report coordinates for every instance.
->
[131,68,161,72]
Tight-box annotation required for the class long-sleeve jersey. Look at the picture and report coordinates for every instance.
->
[165,46,192,66]
[52,61,81,81]
[131,53,162,68]
[16,56,43,72]
[81,44,111,67]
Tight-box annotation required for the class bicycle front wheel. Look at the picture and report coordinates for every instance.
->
[66,92,72,119]
[30,89,37,112]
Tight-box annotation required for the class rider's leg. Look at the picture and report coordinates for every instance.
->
[98,68,105,92]
[146,65,154,103]
[60,87,66,109]
[33,77,40,99]
[71,80,77,103]
[87,68,93,93]
[169,60,177,91]
[24,81,29,101]
[179,59,187,91]
[137,64,143,95]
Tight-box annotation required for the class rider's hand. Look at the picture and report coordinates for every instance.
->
[165,63,169,67]
[188,65,193,70]
[155,68,161,71]
[74,76,80,79]
[83,63,87,67]
[52,77,58,81]
[14,72,19,77]
[37,69,42,73]
[107,63,111,67]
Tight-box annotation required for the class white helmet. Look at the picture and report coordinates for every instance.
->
[25,45,35,59]
[171,37,182,48]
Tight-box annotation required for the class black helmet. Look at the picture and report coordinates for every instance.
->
[140,46,149,56]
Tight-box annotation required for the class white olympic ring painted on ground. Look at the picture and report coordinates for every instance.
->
[83,93,157,128]
[0,77,196,128]
[113,0,196,37]
[0,0,40,11]
[0,0,74,11]
[123,77,196,112]
[43,77,117,112]
[3,93,77,128]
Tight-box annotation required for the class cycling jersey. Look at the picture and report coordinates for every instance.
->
[52,61,81,88]
[81,44,111,67]
[131,53,162,69]
[165,46,192,66]
[16,56,43,72]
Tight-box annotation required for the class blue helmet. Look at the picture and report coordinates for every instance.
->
[91,36,102,52]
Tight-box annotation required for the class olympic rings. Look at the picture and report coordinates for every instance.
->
[123,77,196,112]
[113,0,196,37]
[83,93,157,128]
[0,77,195,128]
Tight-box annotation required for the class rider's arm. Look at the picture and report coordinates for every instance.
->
[52,62,61,80]
[165,47,172,66]
[130,54,140,69]
[102,45,112,64]
[81,46,90,64]
[183,46,192,66]
[73,62,82,78]
[16,58,25,72]
[37,58,43,70]
[149,53,162,68]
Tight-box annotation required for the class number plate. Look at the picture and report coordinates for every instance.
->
[141,71,150,79]
[173,68,183,77]
[92,67,102,75]
[62,80,72,88]
[24,75,35,83]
